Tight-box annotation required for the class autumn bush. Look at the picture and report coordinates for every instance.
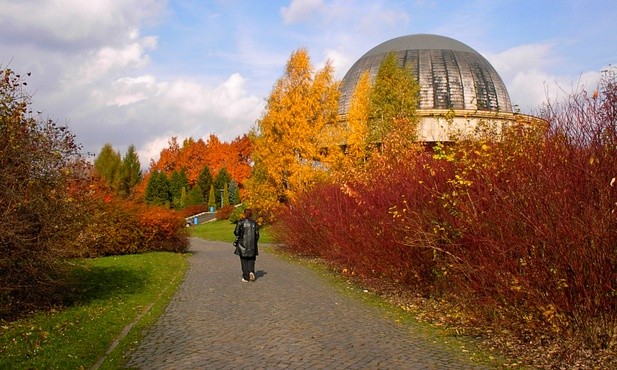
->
[275,68,617,358]
[178,203,210,218]
[215,205,235,221]
[72,193,189,257]
[275,144,450,294]
[1,68,88,318]
[137,204,189,253]
[0,68,188,320]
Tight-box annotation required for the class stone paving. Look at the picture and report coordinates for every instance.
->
[126,238,491,369]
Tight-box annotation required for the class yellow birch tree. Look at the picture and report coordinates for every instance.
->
[246,49,341,219]
[336,70,371,177]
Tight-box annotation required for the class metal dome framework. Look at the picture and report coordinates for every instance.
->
[339,34,519,142]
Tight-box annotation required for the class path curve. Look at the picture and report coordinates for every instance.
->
[126,238,490,369]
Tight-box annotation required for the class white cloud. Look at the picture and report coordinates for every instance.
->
[0,0,264,167]
[107,75,162,107]
[484,43,563,112]
[138,135,177,168]
[358,4,410,28]
[74,34,156,84]
[485,43,557,82]
[485,43,605,112]
[0,0,164,48]
[161,73,262,120]
[280,0,325,24]
[319,48,352,79]
[82,72,263,165]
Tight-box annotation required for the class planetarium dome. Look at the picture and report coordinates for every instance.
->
[339,34,518,142]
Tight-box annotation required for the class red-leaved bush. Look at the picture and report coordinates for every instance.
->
[178,203,210,218]
[274,68,617,355]
[216,205,235,221]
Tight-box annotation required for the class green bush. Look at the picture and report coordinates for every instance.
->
[228,204,247,223]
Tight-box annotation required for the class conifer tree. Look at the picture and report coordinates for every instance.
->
[368,52,420,144]
[214,168,231,206]
[208,185,216,210]
[179,187,188,209]
[229,180,240,204]
[197,165,213,203]
[94,143,121,187]
[118,144,141,197]
[222,182,230,207]
[185,185,204,207]
[169,169,189,208]
[145,170,170,206]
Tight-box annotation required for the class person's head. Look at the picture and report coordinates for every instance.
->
[244,208,253,219]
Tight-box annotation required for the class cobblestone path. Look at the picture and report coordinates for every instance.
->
[126,238,490,369]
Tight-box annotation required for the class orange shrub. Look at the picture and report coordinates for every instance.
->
[137,205,189,253]
[71,190,189,257]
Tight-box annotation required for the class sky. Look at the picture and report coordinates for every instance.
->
[1,0,615,167]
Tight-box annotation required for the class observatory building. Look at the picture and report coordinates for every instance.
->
[339,34,523,141]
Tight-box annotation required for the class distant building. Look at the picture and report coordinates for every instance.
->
[339,34,537,142]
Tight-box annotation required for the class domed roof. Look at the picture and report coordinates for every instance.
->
[339,34,512,115]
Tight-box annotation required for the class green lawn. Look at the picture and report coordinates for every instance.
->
[189,219,276,244]
[0,252,189,369]
[0,220,273,369]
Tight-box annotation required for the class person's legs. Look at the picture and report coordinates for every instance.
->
[240,257,250,281]
[247,257,256,281]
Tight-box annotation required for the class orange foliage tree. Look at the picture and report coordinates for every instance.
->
[137,134,252,200]
[245,48,342,220]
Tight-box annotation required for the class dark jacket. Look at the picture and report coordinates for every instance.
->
[234,218,259,258]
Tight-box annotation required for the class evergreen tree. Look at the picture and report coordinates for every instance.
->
[214,168,232,207]
[229,180,240,204]
[222,182,230,207]
[169,169,189,208]
[118,144,141,197]
[197,165,213,203]
[185,185,204,207]
[94,143,121,187]
[208,185,216,210]
[368,52,420,144]
[145,170,170,206]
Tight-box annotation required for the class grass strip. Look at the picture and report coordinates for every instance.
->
[0,252,189,369]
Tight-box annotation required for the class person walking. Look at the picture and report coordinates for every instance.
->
[233,208,259,282]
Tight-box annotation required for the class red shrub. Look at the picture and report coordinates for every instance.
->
[178,204,209,218]
[216,205,235,220]
[275,68,617,352]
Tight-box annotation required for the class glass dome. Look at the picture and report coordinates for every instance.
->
[339,34,512,115]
